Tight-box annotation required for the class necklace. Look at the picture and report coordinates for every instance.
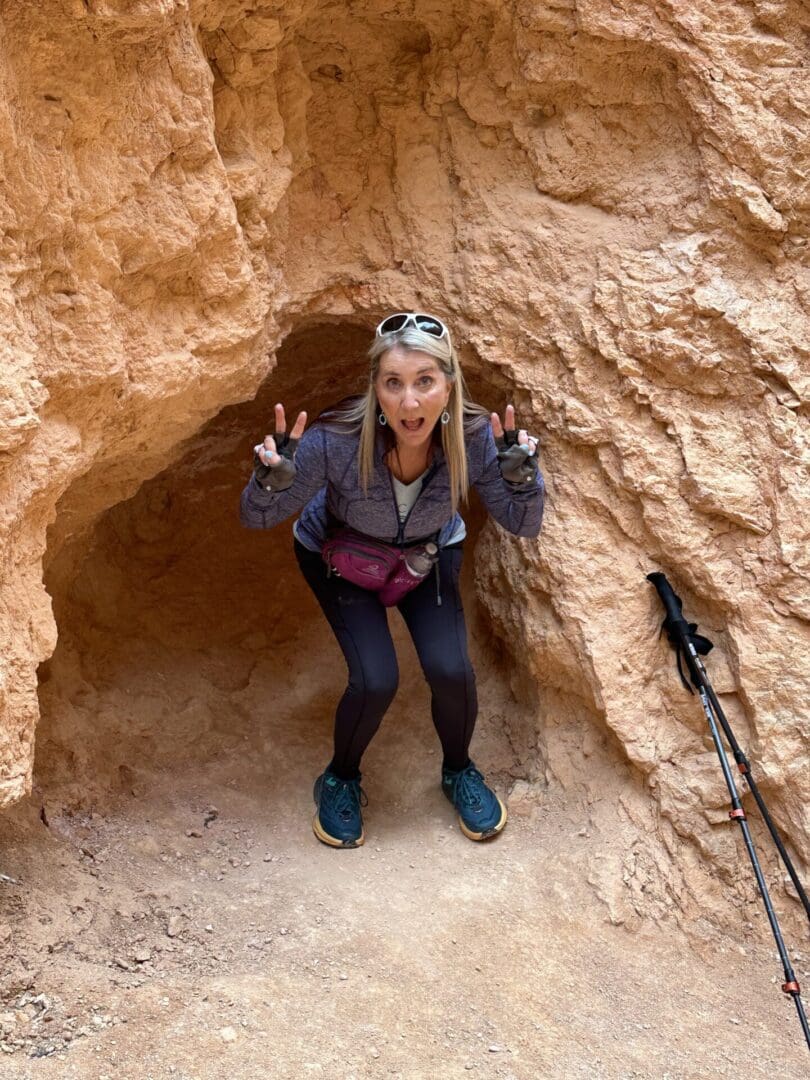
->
[386,445,432,484]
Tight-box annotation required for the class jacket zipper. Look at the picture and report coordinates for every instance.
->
[388,462,443,606]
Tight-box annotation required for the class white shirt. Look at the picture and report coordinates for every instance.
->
[392,469,466,545]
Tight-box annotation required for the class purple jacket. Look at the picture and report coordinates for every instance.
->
[239,419,544,550]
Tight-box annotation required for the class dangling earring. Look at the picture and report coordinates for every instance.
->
[440,410,450,425]
[378,412,388,426]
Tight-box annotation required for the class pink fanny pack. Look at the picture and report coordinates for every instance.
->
[321,528,440,607]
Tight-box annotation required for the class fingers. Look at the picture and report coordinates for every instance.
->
[492,404,517,445]
[492,404,538,454]
[255,403,306,468]
[517,433,540,460]
[257,438,277,466]
[289,410,307,440]
[274,403,307,440]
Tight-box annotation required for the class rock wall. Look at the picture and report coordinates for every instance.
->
[1,0,807,930]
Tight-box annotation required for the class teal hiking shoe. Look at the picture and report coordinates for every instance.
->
[313,768,367,848]
[441,761,507,840]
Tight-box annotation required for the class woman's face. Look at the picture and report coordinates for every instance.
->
[375,346,452,450]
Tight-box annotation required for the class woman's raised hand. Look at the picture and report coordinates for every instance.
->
[490,404,539,456]
[256,403,308,467]
[490,404,540,484]
[252,403,308,492]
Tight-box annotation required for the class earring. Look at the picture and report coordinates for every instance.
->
[440,410,450,425]
[378,412,387,426]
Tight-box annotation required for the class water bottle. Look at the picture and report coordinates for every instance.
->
[378,542,440,606]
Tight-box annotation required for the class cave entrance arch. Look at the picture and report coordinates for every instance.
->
[35,318,538,814]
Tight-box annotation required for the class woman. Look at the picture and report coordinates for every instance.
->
[240,312,544,848]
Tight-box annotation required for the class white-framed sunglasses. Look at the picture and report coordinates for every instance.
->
[375,312,449,339]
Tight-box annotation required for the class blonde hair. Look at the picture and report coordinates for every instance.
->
[320,323,488,513]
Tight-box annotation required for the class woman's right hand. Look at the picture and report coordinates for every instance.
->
[253,403,308,491]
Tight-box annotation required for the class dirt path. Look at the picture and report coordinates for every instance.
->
[2,718,807,1079]
[4,536,808,1078]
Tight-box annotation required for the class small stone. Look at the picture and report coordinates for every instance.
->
[205,924,214,933]
[220,1026,238,1042]
[729,1017,741,1025]
[186,829,202,838]
[263,853,273,862]
[167,915,183,938]
[488,1044,503,1052]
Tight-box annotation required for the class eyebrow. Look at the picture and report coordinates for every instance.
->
[382,366,437,376]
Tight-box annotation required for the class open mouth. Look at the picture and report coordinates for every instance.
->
[400,418,425,432]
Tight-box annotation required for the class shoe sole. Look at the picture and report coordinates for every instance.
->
[312,813,364,848]
[457,796,508,841]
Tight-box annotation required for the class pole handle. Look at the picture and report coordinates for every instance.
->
[647,572,714,690]
[646,572,691,643]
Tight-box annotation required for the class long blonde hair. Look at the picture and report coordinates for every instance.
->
[319,323,488,513]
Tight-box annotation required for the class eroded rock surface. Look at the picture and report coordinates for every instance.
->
[1,0,808,932]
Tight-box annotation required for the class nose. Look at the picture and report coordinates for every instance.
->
[402,387,420,410]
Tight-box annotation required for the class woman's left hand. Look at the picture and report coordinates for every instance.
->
[491,404,539,455]
[491,405,539,453]
[491,404,540,483]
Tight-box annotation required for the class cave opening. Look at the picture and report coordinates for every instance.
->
[34,318,542,818]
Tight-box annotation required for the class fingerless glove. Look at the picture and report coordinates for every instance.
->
[252,431,299,492]
[495,435,539,485]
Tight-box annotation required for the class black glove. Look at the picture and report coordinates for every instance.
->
[253,431,300,492]
[495,429,539,485]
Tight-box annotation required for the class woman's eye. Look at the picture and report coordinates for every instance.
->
[418,376,434,386]
[386,379,401,389]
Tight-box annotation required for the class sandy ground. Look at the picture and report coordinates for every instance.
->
[3,522,808,1079]
[2,693,808,1079]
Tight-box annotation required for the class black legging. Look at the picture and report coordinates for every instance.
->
[294,539,477,779]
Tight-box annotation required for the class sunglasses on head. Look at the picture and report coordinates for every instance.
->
[375,312,449,339]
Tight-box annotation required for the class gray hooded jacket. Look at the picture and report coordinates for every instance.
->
[239,418,544,551]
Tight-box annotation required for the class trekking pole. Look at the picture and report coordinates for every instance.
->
[647,571,810,1051]
[648,572,810,926]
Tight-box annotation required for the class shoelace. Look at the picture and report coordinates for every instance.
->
[451,767,487,810]
[324,778,368,821]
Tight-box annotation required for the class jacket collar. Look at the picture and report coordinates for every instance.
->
[374,426,446,468]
